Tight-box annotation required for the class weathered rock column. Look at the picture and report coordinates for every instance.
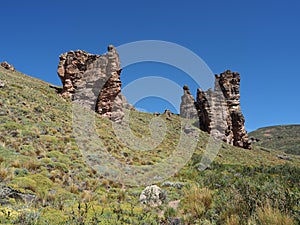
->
[192,70,251,149]
[217,70,251,149]
[96,45,123,121]
[180,85,198,119]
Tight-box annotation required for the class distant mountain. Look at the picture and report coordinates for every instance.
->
[249,125,300,155]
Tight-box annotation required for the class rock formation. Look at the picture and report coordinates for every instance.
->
[96,45,123,121]
[180,85,198,119]
[0,186,35,204]
[57,50,100,99]
[180,70,251,149]
[57,45,125,122]
[0,61,15,71]
[197,70,251,149]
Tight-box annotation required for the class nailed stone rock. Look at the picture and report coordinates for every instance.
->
[195,70,251,149]
[180,85,198,119]
[139,185,167,207]
[0,61,15,71]
[57,45,125,122]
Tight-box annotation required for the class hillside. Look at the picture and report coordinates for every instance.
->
[249,125,300,155]
[0,67,299,224]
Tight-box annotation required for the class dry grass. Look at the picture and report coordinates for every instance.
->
[81,190,93,202]
[0,167,9,181]
[225,214,240,225]
[23,159,41,171]
[181,184,213,219]
[11,159,21,168]
[257,202,295,225]
[69,183,79,194]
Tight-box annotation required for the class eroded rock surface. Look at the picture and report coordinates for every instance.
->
[57,45,124,122]
[57,50,100,99]
[180,85,198,119]
[197,70,251,149]
[181,70,251,149]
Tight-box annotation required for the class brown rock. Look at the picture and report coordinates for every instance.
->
[164,109,173,117]
[0,61,15,71]
[57,50,100,98]
[96,45,123,120]
[193,70,251,149]
[180,85,198,119]
[57,45,125,123]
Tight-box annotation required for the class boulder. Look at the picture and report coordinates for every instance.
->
[0,61,15,71]
[139,185,166,207]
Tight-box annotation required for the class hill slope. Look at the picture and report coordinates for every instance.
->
[249,125,300,155]
[0,67,299,224]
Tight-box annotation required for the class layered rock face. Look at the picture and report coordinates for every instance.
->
[196,70,251,149]
[217,71,250,149]
[96,45,123,121]
[180,85,198,119]
[57,45,124,122]
[57,50,100,99]
[180,70,251,149]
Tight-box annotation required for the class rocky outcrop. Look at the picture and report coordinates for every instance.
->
[96,45,123,121]
[180,85,198,119]
[217,70,250,149]
[0,61,15,71]
[57,50,100,99]
[181,70,251,149]
[0,186,35,204]
[196,70,251,149]
[57,45,124,122]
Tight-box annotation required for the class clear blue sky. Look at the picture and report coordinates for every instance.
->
[1,0,299,131]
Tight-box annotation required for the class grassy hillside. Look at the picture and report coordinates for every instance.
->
[249,125,300,155]
[0,67,299,224]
